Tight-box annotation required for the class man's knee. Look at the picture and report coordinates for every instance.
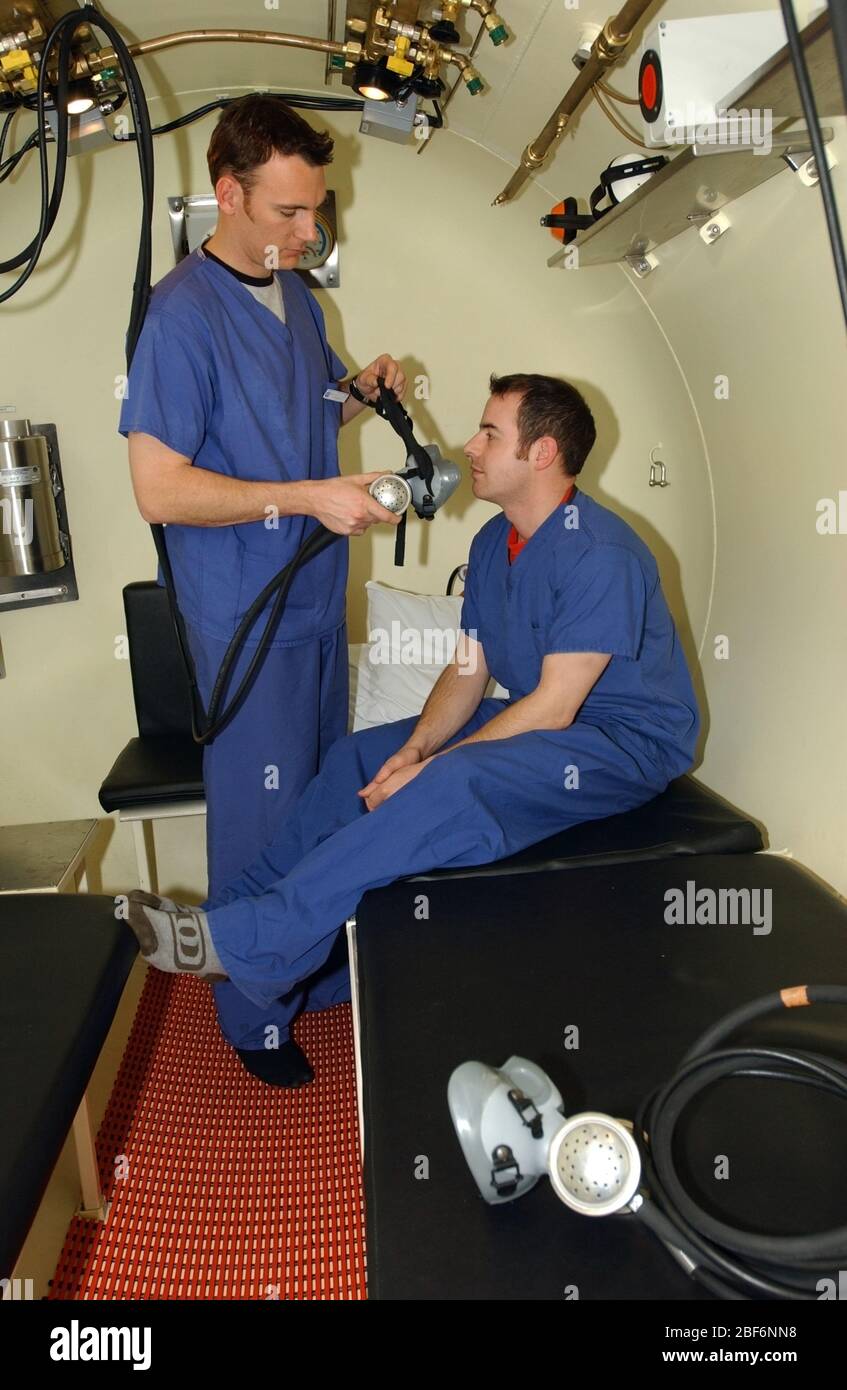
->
[322,732,357,764]
[319,732,365,788]
[347,718,418,771]
[319,722,404,790]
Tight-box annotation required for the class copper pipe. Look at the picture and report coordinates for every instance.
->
[126,28,348,59]
[492,0,653,205]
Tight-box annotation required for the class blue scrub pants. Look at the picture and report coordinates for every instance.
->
[186,620,350,1050]
[204,700,671,1011]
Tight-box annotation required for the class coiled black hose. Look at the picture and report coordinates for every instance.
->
[634,984,847,1300]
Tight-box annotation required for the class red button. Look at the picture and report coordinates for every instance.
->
[641,62,658,112]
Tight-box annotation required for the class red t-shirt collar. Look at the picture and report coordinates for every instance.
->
[508,484,576,565]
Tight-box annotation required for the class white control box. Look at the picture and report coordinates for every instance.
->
[638,10,797,148]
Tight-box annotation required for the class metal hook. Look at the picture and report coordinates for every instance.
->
[649,447,668,487]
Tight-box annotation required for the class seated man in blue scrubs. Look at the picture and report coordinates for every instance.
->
[126,373,701,1052]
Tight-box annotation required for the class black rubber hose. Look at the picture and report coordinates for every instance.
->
[88,15,210,740]
[646,1047,847,1260]
[196,375,427,741]
[201,524,339,739]
[633,986,847,1299]
[681,984,847,1059]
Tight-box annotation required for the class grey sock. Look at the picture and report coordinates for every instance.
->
[127,889,228,981]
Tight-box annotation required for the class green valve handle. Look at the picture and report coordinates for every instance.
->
[489,24,508,45]
[466,75,483,95]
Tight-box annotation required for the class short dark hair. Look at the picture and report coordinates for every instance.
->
[207,94,334,196]
[488,373,596,476]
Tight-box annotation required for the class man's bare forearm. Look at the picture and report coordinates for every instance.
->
[431,691,569,756]
[135,465,317,527]
[406,659,489,758]
[340,382,369,426]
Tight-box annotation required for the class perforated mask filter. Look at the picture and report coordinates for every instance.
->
[547,1112,642,1216]
[369,472,412,514]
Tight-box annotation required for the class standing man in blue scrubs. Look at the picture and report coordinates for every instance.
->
[119,95,405,1087]
[126,374,702,1015]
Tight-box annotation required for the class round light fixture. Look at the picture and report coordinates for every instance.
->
[65,79,96,115]
[353,59,402,102]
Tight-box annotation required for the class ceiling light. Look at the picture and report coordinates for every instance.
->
[352,60,402,102]
[64,80,95,115]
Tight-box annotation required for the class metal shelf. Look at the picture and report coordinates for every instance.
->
[547,12,842,270]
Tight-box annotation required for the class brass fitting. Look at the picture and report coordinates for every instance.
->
[462,0,510,44]
[596,17,634,61]
[85,45,119,75]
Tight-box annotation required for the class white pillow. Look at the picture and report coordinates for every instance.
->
[366,579,464,663]
[347,581,508,731]
[348,641,445,730]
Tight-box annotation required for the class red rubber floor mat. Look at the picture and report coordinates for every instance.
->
[49,970,366,1300]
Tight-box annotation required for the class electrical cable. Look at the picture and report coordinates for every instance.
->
[116,90,368,142]
[830,0,847,112]
[0,11,75,297]
[633,985,847,1300]
[0,128,40,182]
[778,0,847,334]
[0,109,16,163]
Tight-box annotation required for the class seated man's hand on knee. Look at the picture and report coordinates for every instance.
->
[359,746,427,811]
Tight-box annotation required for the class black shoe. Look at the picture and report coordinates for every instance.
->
[235,1040,315,1088]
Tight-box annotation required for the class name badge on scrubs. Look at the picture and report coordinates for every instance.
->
[323,388,348,403]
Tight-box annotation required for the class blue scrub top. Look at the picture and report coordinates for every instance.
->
[118,247,349,646]
[460,489,700,778]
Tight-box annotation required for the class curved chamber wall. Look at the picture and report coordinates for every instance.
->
[627,115,847,897]
[1,74,842,899]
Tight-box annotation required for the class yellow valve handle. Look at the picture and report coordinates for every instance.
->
[1,49,31,74]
